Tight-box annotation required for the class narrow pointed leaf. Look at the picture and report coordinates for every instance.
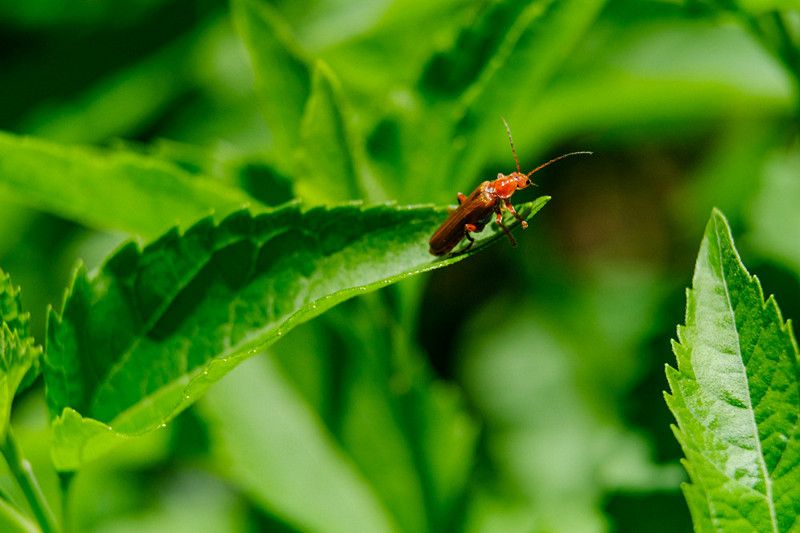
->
[45,197,550,470]
[666,209,800,532]
[233,0,311,167]
[0,132,257,238]
[0,270,41,440]
[295,61,362,204]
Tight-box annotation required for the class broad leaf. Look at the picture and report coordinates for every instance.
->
[666,209,800,532]
[0,132,257,238]
[45,197,550,470]
[201,355,399,532]
[232,0,311,168]
[203,297,478,532]
[0,269,41,440]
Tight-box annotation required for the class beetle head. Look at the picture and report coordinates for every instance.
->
[510,172,534,190]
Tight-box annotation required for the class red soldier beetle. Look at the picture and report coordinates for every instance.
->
[428,120,591,256]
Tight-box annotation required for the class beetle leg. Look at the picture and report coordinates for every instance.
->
[457,193,468,205]
[503,199,528,229]
[460,223,478,252]
[494,208,517,247]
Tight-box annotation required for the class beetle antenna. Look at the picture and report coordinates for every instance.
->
[526,151,593,177]
[501,117,521,173]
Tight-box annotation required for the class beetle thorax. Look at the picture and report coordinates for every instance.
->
[488,172,530,198]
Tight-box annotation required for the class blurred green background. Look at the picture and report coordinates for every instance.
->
[1,0,799,531]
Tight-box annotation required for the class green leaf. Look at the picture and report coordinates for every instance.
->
[232,0,311,168]
[0,270,41,440]
[274,297,478,531]
[44,197,550,470]
[202,355,399,532]
[733,0,800,13]
[0,496,37,533]
[301,300,431,532]
[666,209,800,532]
[295,62,363,204]
[449,0,605,187]
[749,149,800,277]
[0,132,258,238]
[519,21,792,160]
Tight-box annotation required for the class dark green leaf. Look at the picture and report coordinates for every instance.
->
[666,209,800,532]
[44,197,550,470]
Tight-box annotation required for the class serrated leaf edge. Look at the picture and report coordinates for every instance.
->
[667,208,800,532]
[47,198,550,468]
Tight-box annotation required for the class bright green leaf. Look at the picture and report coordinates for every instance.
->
[666,209,800,532]
[295,62,363,204]
[0,132,258,238]
[232,0,311,168]
[517,21,793,161]
[202,355,398,533]
[733,0,800,13]
[44,197,550,470]
[0,497,37,533]
[0,270,41,441]
[749,149,800,277]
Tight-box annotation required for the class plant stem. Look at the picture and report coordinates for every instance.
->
[0,429,59,533]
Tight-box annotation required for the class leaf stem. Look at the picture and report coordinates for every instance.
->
[0,429,59,533]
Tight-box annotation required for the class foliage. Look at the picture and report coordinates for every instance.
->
[0,0,799,531]
[667,210,800,531]
[45,199,545,470]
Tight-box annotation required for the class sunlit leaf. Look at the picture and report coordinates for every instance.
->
[45,197,549,470]
[0,132,258,238]
[0,497,37,533]
[734,0,800,13]
[666,209,800,531]
[202,355,398,532]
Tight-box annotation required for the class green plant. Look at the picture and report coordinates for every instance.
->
[1,0,799,531]
[667,209,800,531]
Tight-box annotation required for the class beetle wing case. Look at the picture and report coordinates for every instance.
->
[428,186,496,255]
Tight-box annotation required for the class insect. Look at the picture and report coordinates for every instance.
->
[428,120,591,256]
